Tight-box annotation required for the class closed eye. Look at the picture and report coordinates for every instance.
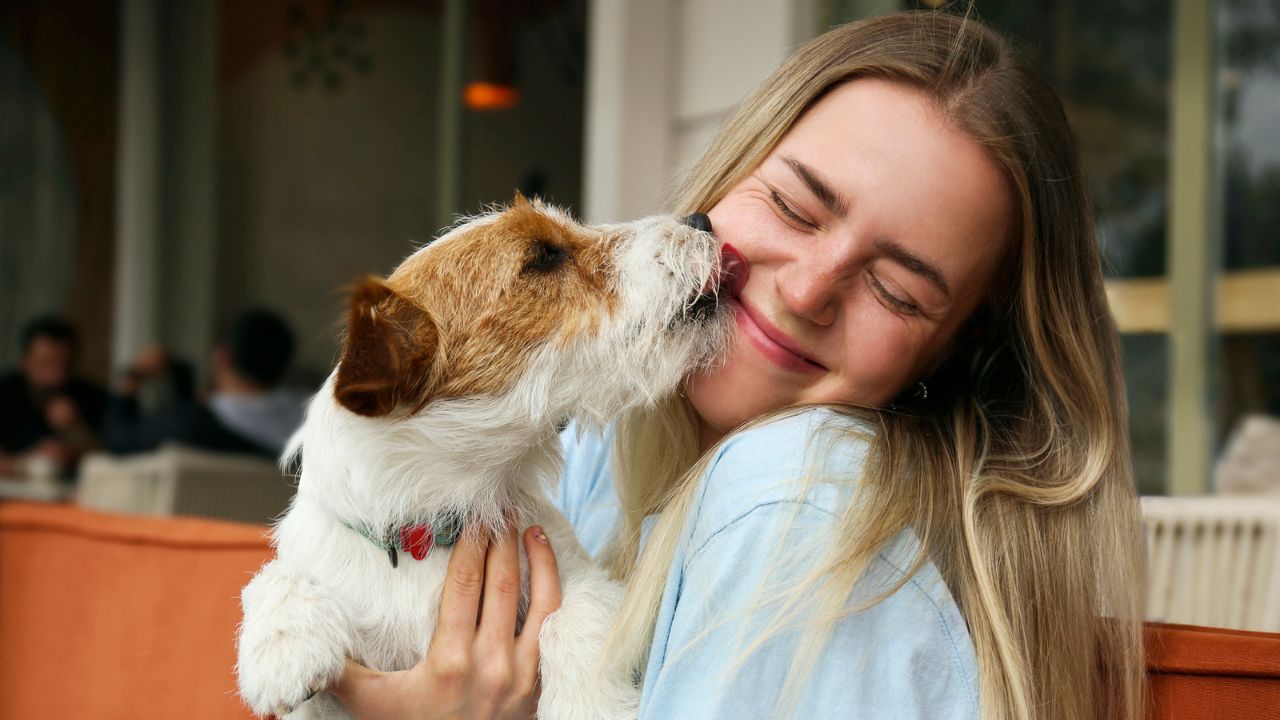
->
[522,240,569,274]
[769,191,818,230]
[867,272,920,316]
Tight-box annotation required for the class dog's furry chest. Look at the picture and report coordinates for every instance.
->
[275,496,457,672]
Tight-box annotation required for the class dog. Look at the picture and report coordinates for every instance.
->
[235,194,738,719]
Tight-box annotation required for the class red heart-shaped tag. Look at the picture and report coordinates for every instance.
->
[399,524,434,561]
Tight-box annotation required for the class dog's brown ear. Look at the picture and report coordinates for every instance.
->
[334,277,438,417]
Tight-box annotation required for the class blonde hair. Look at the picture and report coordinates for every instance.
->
[601,11,1145,720]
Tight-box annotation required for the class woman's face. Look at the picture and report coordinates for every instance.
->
[687,79,1013,446]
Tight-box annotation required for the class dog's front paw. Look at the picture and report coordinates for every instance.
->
[538,571,638,720]
[236,560,352,718]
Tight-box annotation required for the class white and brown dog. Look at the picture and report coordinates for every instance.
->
[236,195,739,719]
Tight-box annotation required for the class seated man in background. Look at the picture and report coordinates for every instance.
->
[104,309,303,458]
[0,317,108,478]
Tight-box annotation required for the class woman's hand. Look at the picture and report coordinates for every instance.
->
[331,524,562,720]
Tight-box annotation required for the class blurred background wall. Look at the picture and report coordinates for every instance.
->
[1,0,1276,495]
[216,0,584,383]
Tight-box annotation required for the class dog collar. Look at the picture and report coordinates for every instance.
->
[343,511,465,568]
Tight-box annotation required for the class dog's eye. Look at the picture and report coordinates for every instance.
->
[522,241,569,274]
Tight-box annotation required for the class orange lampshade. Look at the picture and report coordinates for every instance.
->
[464,82,519,110]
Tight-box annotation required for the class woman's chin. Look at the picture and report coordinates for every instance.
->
[684,358,788,439]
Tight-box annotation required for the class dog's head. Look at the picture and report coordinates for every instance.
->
[333,194,736,424]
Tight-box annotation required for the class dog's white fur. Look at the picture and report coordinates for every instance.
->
[236,203,730,719]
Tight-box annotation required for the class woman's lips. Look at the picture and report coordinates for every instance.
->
[734,298,826,374]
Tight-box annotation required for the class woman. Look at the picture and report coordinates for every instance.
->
[333,11,1145,720]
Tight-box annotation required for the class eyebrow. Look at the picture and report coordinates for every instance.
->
[872,238,951,297]
[781,156,849,218]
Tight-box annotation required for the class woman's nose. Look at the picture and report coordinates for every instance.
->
[775,258,840,327]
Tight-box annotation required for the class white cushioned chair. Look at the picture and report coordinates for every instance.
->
[77,445,294,524]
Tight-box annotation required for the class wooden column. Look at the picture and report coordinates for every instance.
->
[1166,0,1218,495]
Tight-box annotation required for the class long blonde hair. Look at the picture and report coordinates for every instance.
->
[601,11,1145,720]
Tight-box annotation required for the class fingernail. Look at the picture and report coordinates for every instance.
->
[532,526,549,545]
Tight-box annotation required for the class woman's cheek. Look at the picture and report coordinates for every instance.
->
[874,344,924,404]
[830,315,922,406]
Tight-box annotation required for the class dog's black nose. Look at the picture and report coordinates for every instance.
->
[681,213,713,233]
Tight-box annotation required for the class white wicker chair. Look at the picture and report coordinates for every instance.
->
[1142,495,1280,632]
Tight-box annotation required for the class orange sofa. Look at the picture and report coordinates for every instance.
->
[1145,622,1280,719]
[1,500,1278,719]
[0,501,270,719]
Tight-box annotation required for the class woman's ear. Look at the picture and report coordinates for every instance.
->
[334,277,438,417]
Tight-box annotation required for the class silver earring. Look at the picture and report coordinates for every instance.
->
[915,381,928,400]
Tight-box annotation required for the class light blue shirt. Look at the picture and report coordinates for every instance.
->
[557,408,979,719]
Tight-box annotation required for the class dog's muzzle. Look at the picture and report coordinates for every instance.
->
[674,212,740,326]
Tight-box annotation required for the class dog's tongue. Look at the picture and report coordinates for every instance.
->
[719,243,749,297]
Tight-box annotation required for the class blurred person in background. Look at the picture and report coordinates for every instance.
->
[0,316,108,479]
[103,308,303,458]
